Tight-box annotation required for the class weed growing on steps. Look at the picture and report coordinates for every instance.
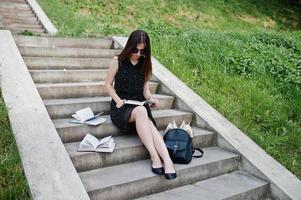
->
[19,30,42,37]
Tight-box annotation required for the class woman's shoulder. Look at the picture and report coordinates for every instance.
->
[110,57,131,74]
[112,56,119,66]
[109,56,119,69]
[118,57,132,67]
[111,56,128,69]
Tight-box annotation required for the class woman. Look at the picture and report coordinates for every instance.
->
[105,30,177,180]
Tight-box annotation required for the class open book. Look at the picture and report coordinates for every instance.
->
[78,134,115,153]
[69,107,107,126]
[124,99,152,106]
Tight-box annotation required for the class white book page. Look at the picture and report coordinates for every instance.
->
[124,100,145,106]
[97,138,114,148]
[72,114,81,121]
[84,133,101,149]
[79,141,93,151]
[84,117,107,126]
[97,136,112,147]
[95,142,116,153]
[93,112,102,118]
[75,107,95,122]
[69,119,81,124]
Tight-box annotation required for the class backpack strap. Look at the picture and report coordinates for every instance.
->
[192,148,204,158]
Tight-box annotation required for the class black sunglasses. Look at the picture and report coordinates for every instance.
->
[132,48,145,55]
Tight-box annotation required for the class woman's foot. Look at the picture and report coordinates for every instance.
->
[151,158,164,175]
[163,160,177,180]
[151,166,164,175]
[164,172,177,180]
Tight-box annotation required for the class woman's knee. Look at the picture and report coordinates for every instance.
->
[132,106,148,118]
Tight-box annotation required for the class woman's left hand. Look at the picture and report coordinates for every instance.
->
[149,98,159,108]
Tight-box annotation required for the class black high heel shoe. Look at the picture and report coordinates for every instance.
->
[151,166,164,175]
[164,172,177,180]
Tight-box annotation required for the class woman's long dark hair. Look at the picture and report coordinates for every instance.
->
[118,30,152,82]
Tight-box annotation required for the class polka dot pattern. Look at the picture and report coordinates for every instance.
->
[110,58,157,134]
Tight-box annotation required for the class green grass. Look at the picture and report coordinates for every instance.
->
[149,30,301,178]
[37,0,301,37]
[1,0,301,198]
[0,92,30,200]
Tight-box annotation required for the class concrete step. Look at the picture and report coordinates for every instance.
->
[0,3,29,9]
[79,147,240,200]
[1,18,39,24]
[8,27,45,33]
[0,1,27,5]
[19,46,121,58]
[136,170,269,200]
[0,5,26,9]
[0,12,37,18]
[30,69,108,83]
[5,23,42,29]
[14,35,114,48]
[0,8,31,12]
[11,30,46,35]
[30,69,158,83]
[0,7,31,14]
[66,127,215,172]
[0,0,25,2]
[24,56,112,70]
[54,109,194,143]
[0,16,40,24]
[36,81,159,99]
[44,94,174,119]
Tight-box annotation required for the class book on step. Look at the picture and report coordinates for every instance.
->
[69,107,107,126]
[124,99,152,106]
[78,134,115,153]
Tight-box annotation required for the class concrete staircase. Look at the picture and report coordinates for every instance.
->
[0,0,45,34]
[15,35,271,200]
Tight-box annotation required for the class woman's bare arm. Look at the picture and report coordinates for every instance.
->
[144,81,159,108]
[143,80,159,108]
[105,57,124,106]
[143,81,152,100]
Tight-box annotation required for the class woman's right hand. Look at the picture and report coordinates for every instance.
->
[116,99,126,108]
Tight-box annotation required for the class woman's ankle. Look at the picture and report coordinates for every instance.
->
[151,156,163,167]
[163,160,175,173]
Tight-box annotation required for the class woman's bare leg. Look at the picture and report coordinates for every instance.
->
[129,106,162,167]
[148,119,175,173]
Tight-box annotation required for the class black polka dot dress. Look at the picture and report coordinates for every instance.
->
[110,58,157,134]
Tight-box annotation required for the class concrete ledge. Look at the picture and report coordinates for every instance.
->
[113,36,301,200]
[26,0,58,35]
[0,30,88,199]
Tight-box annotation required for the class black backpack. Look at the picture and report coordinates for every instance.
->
[163,128,204,164]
